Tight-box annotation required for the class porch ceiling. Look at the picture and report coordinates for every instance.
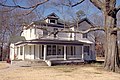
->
[15,39,88,46]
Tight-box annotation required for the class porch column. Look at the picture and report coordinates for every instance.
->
[82,46,84,60]
[23,45,25,60]
[43,45,47,61]
[64,45,67,60]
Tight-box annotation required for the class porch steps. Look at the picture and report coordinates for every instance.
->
[11,60,47,67]
[28,60,48,66]
[50,59,84,66]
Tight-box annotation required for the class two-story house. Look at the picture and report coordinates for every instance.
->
[10,13,96,66]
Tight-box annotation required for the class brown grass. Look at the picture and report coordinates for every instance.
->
[0,62,9,70]
[0,62,120,80]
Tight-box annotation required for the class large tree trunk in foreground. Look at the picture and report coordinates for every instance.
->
[89,0,120,72]
[104,13,120,72]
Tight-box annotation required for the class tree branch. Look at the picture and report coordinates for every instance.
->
[71,0,85,7]
[61,27,105,34]
[113,27,120,31]
[90,0,104,10]
[47,27,105,37]
[116,5,120,12]
[0,0,49,9]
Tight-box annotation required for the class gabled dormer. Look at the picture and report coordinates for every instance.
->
[45,13,59,24]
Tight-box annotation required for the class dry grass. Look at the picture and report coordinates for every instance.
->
[0,62,9,70]
[0,62,120,80]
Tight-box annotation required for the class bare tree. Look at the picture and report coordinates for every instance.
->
[51,0,120,72]
[65,0,120,72]
[0,0,49,15]
[0,7,9,60]
[0,0,120,72]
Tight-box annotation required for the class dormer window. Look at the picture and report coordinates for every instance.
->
[46,13,59,24]
[50,19,56,24]
[83,33,87,38]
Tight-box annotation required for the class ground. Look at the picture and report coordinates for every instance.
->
[0,62,120,80]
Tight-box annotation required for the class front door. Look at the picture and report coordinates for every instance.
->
[57,46,64,58]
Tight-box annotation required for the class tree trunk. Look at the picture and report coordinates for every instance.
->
[104,13,120,72]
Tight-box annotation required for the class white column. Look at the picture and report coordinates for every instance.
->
[82,46,84,60]
[64,45,67,60]
[43,45,47,61]
[23,45,25,60]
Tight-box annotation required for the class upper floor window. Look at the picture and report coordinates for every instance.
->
[34,28,36,34]
[30,29,32,38]
[83,33,87,38]
[20,46,23,55]
[43,30,48,36]
[50,19,56,24]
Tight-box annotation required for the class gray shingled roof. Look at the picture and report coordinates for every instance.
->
[9,36,26,43]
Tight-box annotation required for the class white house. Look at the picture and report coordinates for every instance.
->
[10,13,96,66]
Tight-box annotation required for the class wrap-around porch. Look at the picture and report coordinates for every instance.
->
[13,39,93,66]
[17,44,84,61]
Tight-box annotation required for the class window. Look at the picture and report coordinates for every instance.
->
[20,46,23,55]
[30,29,32,38]
[43,30,48,36]
[42,45,44,58]
[50,19,55,24]
[71,46,73,55]
[34,28,36,34]
[17,47,19,55]
[47,45,56,55]
[53,45,56,55]
[47,45,51,55]
[58,49,61,55]
[29,46,31,55]
[83,33,87,38]
[84,46,89,55]
[70,33,72,38]
[57,46,63,55]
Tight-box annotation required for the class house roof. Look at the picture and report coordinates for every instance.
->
[24,13,72,29]
[71,18,95,28]
[46,13,59,19]
[9,36,26,43]
[78,38,93,44]
[33,20,64,28]
[78,18,95,27]
[15,38,92,46]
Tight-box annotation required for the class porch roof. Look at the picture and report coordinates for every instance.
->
[15,39,91,46]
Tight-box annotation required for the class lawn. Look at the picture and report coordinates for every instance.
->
[0,62,120,80]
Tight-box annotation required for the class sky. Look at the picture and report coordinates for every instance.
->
[3,0,120,25]
[5,0,120,15]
